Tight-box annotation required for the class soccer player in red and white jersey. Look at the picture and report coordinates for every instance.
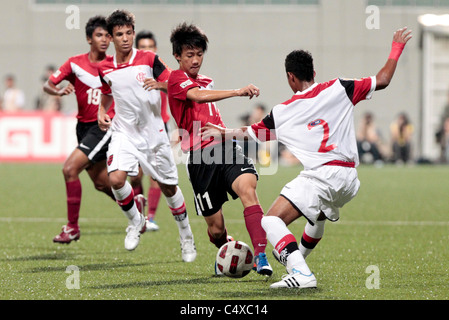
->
[97,11,196,260]
[44,16,116,244]
[168,22,272,276]
[202,27,412,288]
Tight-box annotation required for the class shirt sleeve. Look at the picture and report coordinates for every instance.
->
[100,75,112,96]
[339,76,376,105]
[168,70,200,101]
[248,111,277,142]
[49,59,73,85]
[153,55,171,82]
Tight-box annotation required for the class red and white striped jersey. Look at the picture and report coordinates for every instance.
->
[168,70,227,152]
[248,77,376,170]
[98,48,170,148]
[50,53,115,122]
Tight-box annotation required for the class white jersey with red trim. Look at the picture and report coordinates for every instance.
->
[98,48,171,149]
[248,77,376,170]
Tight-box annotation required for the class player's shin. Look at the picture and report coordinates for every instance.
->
[66,179,82,229]
[243,204,267,256]
[262,216,312,275]
[112,182,141,226]
[299,220,325,259]
[165,187,192,239]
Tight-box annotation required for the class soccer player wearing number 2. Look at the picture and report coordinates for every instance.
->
[202,27,412,288]
[44,16,116,244]
[97,11,196,260]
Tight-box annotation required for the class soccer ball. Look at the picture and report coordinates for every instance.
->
[216,240,254,278]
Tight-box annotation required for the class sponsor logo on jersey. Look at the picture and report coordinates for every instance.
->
[180,79,193,89]
[52,70,61,78]
[308,119,322,127]
[136,72,146,83]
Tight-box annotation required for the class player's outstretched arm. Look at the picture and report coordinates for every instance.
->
[97,94,114,132]
[43,80,75,96]
[375,27,412,91]
[187,84,260,104]
[201,122,250,141]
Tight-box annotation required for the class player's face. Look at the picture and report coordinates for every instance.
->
[137,38,156,52]
[112,25,135,54]
[88,27,110,53]
[176,47,204,78]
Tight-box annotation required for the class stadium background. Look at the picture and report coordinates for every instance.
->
[1,0,449,162]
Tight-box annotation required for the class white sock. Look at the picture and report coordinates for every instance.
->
[299,220,325,259]
[165,187,192,239]
[261,216,312,275]
[112,182,141,226]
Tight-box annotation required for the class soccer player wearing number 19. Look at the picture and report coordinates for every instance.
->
[202,27,412,288]
[44,16,116,244]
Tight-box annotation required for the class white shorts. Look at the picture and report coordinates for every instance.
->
[107,132,178,185]
[280,165,360,225]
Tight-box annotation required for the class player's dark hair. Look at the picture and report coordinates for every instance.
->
[85,15,108,38]
[106,9,135,36]
[170,22,208,57]
[135,30,157,48]
[285,50,314,82]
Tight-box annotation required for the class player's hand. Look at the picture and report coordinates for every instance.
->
[238,84,260,99]
[393,27,412,45]
[143,78,165,92]
[97,109,111,132]
[200,122,226,140]
[58,83,75,96]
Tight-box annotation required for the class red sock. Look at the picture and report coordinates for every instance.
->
[243,204,267,256]
[148,187,161,219]
[208,228,230,249]
[132,184,143,196]
[66,179,82,229]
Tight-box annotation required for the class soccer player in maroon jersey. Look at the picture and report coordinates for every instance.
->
[44,16,116,244]
[202,27,412,288]
[167,22,272,276]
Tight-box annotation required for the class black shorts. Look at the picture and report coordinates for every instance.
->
[187,141,258,217]
[75,121,111,164]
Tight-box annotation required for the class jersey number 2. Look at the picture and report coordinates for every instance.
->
[307,119,336,153]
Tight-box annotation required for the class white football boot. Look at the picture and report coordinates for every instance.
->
[180,234,197,262]
[145,219,160,232]
[270,269,317,289]
[124,213,146,251]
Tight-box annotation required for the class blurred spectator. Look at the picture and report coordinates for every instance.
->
[1,74,25,112]
[436,117,449,163]
[36,65,62,112]
[435,88,449,163]
[390,112,414,164]
[356,112,385,165]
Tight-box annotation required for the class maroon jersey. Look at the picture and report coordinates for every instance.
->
[50,53,115,122]
[168,70,226,152]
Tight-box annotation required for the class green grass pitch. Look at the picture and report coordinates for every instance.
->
[0,163,448,301]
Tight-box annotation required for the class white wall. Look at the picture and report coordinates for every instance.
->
[1,0,448,160]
